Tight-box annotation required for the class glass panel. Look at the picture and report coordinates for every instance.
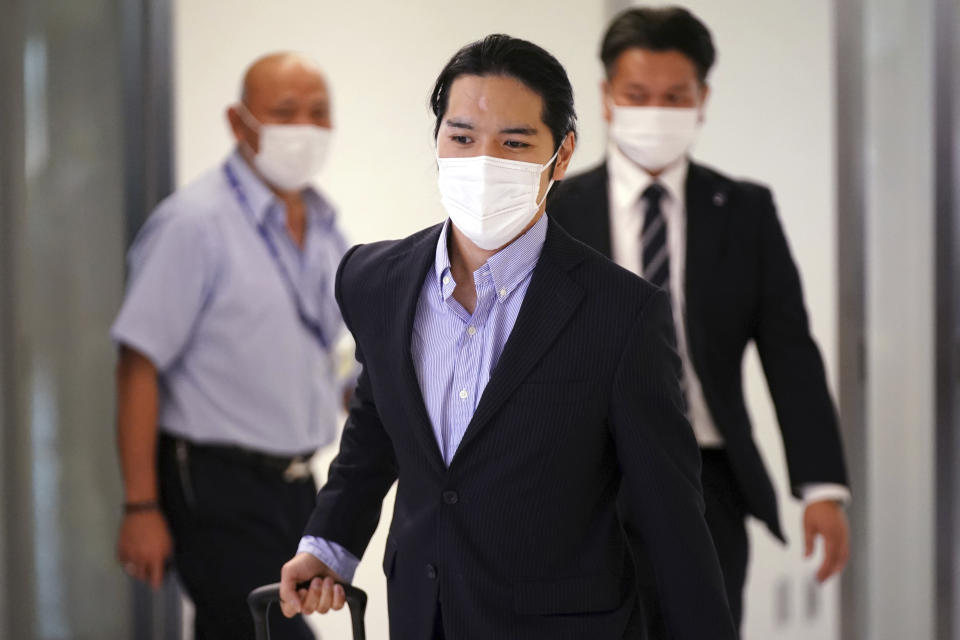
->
[9,0,132,637]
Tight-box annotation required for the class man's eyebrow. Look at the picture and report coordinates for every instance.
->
[445,119,474,130]
[624,82,693,93]
[500,125,538,135]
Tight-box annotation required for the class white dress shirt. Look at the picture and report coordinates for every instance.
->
[606,142,850,506]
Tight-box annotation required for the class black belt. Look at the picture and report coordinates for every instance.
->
[160,433,316,482]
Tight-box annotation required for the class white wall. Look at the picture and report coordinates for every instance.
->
[173,2,608,638]
[173,0,607,243]
[635,1,841,639]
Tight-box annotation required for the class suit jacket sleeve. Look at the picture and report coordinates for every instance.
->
[753,190,848,495]
[302,245,399,559]
[610,289,737,640]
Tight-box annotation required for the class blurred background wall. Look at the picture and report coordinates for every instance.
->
[1,0,958,639]
[171,0,608,240]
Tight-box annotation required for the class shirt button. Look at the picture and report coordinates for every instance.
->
[467,326,477,336]
[458,389,468,400]
[442,490,459,505]
[498,288,507,298]
[425,564,437,580]
[442,276,450,285]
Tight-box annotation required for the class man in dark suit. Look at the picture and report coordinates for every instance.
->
[276,34,737,640]
[548,7,851,635]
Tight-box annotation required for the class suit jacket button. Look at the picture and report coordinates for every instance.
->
[442,490,459,505]
[425,564,437,579]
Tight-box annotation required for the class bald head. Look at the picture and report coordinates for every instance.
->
[240,53,325,103]
[227,52,332,159]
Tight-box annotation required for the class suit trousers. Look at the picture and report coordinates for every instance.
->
[700,448,749,630]
[639,448,749,639]
[158,434,318,640]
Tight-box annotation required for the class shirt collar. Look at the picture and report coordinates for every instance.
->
[224,149,337,230]
[433,214,548,302]
[607,140,689,211]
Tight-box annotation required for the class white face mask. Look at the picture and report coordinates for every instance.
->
[436,148,560,251]
[238,104,331,192]
[608,105,700,172]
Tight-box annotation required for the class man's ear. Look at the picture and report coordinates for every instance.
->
[226,106,245,141]
[697,84,711,124]
[601,80,613,124]
[227,105,258,153]
[551,131,577,181]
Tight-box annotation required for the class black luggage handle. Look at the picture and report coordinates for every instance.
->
[248,580,367,640]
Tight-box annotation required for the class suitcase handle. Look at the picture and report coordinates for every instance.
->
[247,580,367,640]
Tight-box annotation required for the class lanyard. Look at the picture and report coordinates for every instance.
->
[223,162,330,349]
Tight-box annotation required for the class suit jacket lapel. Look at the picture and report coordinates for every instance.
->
[552,163,612,259]
[582,164,613,258]
[384,225,447,475]
[683,163,732,417]
[684,162,732,310]
[453,221,585,461]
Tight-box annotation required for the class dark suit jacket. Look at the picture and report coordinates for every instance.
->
[548,162,849,540]
[304,219,736,639]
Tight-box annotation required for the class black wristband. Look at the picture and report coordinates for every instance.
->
[124,500,160,514]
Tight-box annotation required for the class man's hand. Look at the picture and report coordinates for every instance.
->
[278,552,346,618]
[803,500,850,583]
[117,510,173,589]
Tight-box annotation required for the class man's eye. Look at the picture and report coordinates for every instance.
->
[504,140,529,149]
[451,135,472,144]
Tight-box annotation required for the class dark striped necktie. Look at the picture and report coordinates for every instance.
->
[641,183,669,290]
[640,182,688,411]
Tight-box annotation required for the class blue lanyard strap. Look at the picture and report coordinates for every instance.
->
[223,162,331,350]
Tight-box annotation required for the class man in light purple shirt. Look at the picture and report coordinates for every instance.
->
[111,52,350,640]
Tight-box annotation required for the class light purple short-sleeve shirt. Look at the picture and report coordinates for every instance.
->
[111,151,348,455]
